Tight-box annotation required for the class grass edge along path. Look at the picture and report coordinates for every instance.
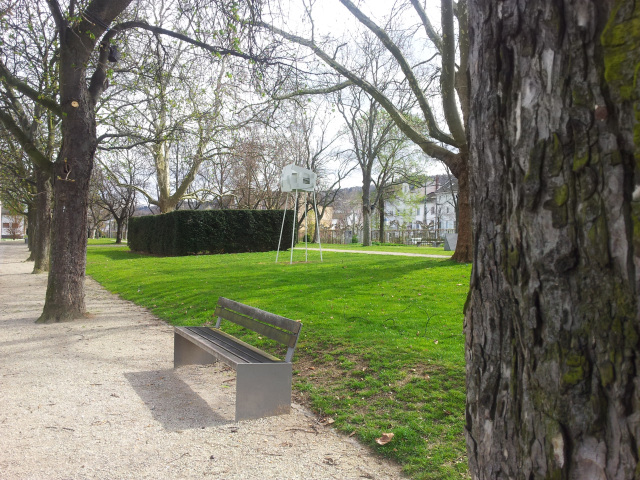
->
[85,246,471,480]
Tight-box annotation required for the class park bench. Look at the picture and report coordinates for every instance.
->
[173,297,302,421]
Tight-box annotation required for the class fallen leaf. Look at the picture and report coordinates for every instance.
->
[376,433,395,445]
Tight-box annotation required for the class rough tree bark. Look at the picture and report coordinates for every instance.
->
[38,54,97,321]
[466,1,639,478]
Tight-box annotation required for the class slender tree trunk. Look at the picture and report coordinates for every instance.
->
[379,194,385,244]
[451,164,471,263]
[26,204,35,260]
[115,218,124,244]
[312,208,322,243]
[32,168,52,273]
[466,1,640,478]
[362,175,372,246]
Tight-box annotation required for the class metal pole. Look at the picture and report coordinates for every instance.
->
[305,193,309,262]
[313,190,323,262]
[290,192,298,264]
[276,193,289,263]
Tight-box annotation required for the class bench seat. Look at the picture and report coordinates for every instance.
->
[176,326,281,367]
[173,298,301,421]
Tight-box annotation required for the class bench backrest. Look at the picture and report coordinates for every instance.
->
[214,297,302,362]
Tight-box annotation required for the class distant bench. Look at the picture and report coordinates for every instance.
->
[174,297,302,421]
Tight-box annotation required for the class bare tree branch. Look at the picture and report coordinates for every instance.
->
[0,60,62,117]
[0,110,53,174]
[338,0,459,148]
[45,0,65,32]
[256,20,458,165]
[108,21,269,63]
[273,80,353,100]
[439,0,465,145]
[409,0,443,53]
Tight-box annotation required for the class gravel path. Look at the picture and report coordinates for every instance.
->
[0,242,406,480]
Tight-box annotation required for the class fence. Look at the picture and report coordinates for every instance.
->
[306,227,457,245]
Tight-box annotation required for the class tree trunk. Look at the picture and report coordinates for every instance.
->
[465,1,640,479]
[32,167,52,273]
[451,164,472,263]
[26,204,35,260]
[379,194,385,244]
[362,177,372,246]
[38,41,96,323]
[115,218,124,244]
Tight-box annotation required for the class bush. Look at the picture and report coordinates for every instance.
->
[351,234,359,243]
[128,209,295,256]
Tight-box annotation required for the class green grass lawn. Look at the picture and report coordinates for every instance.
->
[86,246,471,480]
[301,242,451,256]
[87,238,127,245]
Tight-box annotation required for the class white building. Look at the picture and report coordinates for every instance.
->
[1,201,26,239]
[383,176,458,234]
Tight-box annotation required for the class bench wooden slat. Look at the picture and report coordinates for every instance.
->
[218,297,301,334]
[182,326,280,365]
[176,327,248,367]
[214,305,298,348]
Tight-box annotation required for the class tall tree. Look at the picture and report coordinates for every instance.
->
[99,21,259,214]
[0,1,58,272]
[258,0,473,261]
[93,153,138,243]
[337,88,409,246]
[466,0,639,478]
[2,0,267,322]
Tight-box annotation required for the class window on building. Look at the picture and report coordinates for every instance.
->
[416,207,421,216]
[430,207,435,214]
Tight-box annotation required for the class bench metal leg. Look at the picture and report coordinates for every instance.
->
[174,330,218,368]
[235,363,292,421]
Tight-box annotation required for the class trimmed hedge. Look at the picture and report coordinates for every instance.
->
[128,209,295,256]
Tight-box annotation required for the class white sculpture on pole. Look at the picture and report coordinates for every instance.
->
[281,164,317,192]
[276,164,323,264]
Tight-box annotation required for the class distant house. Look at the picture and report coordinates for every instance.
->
[423,176,458,231]
[1,202,26,239]
[383,175,458,233]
